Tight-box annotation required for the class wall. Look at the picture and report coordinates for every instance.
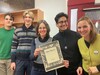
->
[35,0,68,37]
[0,0,34,13]
[68,0,100,20]
[68,0,94,6]
[68,0,100,30]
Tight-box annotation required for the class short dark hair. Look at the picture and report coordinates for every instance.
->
[54,12,68,23]
[36,20,50,37]
[4,13,14,21]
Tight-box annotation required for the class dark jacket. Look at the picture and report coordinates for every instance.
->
[53,29,82,73]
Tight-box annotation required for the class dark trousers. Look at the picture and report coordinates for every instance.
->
[57,67,77,75]
[31,63,56,75]
[14,60,31,75]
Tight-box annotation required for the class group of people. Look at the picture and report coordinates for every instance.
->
[0,10,100,75]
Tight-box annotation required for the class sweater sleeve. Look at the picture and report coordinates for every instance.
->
[11,32,18,62]
[30,39,37,61]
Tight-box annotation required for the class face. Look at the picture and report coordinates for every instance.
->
[77,20,91,39]
[38,23,47,38]
[4,15,13,27]
[57,16,68,31]
[23,14,33,25]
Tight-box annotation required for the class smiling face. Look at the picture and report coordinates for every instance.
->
[38,23,47,38]
[77,20,91,40]
[23,14,33,26]
[56,16,68,31]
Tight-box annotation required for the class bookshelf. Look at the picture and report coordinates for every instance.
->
[0,8,44,28]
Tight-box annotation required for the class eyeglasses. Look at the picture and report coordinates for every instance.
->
[58,20,68,24]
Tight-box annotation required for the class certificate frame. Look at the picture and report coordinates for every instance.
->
[40,40,64,72]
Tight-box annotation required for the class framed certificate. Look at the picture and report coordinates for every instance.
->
[40,40,64,72]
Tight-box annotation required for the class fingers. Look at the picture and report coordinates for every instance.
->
[88,68,92,74]
[63,60,69,68]
[88,67,99,74]
[34,48,41,57]
[10,62,16,71]
[76,67,83,75]
[11,66,15,70]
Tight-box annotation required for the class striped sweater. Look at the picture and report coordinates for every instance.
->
[11,25,36,62]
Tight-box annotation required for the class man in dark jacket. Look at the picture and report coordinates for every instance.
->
[53,12,82,75]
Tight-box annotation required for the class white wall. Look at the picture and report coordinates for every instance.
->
[35,0,68,37]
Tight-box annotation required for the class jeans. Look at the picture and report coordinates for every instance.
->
[14,60,31,75]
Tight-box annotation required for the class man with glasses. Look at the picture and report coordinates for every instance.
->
[0,13,14,75]
[53,12,82,75]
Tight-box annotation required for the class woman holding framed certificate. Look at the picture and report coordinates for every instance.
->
[30,20,56,75]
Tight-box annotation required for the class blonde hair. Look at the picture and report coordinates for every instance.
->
[77,16,97,43]
[23,10,34,20]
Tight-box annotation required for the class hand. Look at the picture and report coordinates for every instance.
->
[88,66,99,74]
[76,67,83,75]
[10,62,16,70]
[34,48,41,57]
[63,60,69,68]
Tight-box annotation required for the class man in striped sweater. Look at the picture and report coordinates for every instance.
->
[10,10,36,75]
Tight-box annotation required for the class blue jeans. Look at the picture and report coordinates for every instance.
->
[14,60,31,75]
[31,66,56,75]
